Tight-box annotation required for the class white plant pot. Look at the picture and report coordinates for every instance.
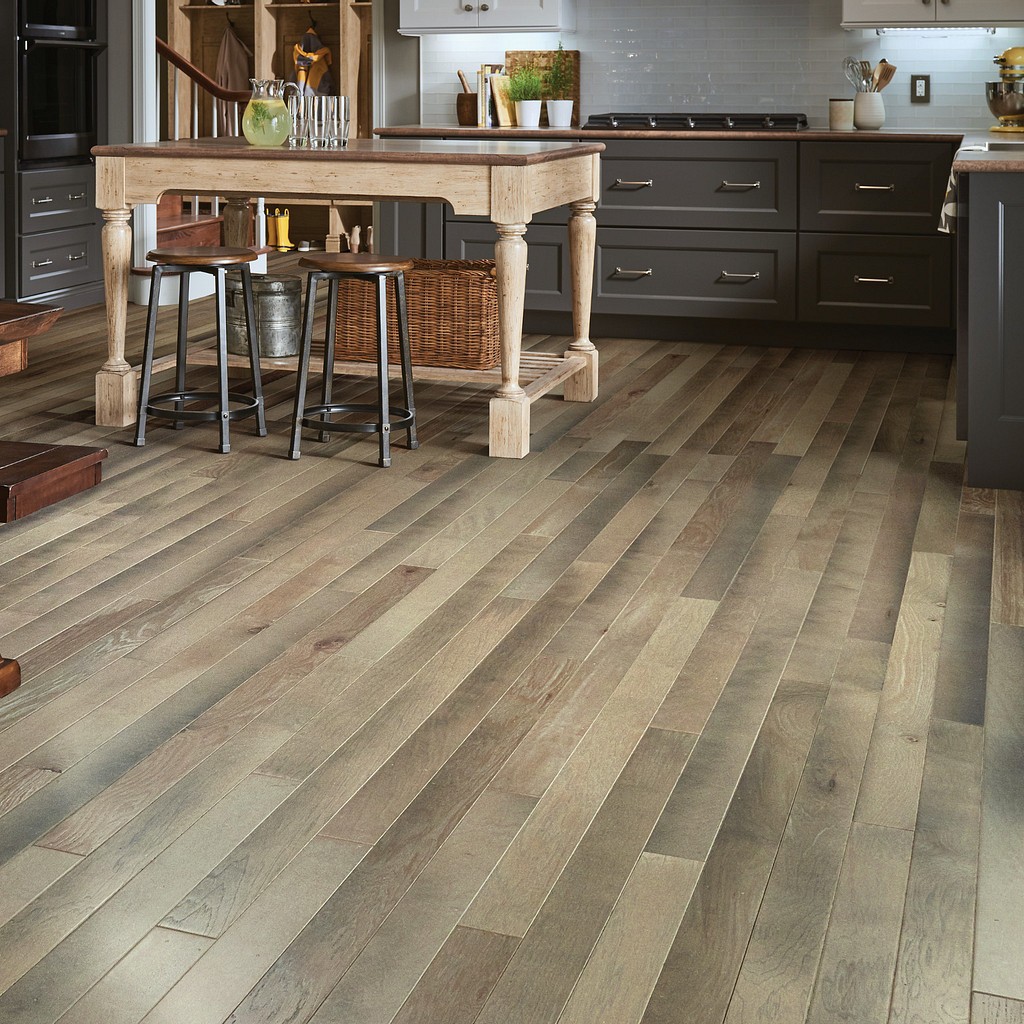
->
[546,98,574,128]
[853,92,885,131]
[515,100,542,129]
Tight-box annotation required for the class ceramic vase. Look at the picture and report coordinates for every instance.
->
[515,100,542,129]
[853,92,885,131]
[546,99,574,128]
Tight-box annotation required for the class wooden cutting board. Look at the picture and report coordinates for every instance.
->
[505,49,581,127]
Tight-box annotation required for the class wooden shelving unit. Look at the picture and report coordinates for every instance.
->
[166,0,372,248]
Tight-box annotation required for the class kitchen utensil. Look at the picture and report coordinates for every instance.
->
[987,80,1024,130]
[242,79,295,147]
[989,48,1024,130]
[875,61,896,91]
[844,56,866,91]
[457,69,472,93]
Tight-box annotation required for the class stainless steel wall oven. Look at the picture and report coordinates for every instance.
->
[17,0,106,163]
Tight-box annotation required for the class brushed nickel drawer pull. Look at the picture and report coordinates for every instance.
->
[855,183,896,191]
[720,271,761,281]
[720,181,761,189]
[614,267,653,277]
[854,275,894,284]
[67,192,87,201]
[612,178,654,188]
[31,196,54,205]
[67,252,86,261]
[32,258,54,268]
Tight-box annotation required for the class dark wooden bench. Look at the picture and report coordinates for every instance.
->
[0,441,108,522]
[0,299,62,377]
[1,301,104,700]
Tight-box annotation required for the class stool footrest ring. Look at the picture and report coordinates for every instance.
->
[145,390,261,423]
[299,402,415,435]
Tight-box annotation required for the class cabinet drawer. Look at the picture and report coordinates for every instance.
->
[596,140,798,231]
[20,224,103,297]
[20,164,97,234]
[800,141,953,234]
[798,233,952,327]
[445,221,570,310]
[594,227,796,320]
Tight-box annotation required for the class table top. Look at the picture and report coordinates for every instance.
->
[92,136,605,167]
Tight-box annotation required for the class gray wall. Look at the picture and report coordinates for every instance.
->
[410,0,1024,129]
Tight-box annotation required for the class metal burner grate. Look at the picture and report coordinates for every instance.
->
[581,112,810,131]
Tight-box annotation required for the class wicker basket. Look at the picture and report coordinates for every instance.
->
[333,259,500,371]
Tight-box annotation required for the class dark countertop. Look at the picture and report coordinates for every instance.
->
[375,124,965,143]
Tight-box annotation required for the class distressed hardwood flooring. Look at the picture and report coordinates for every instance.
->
[0,264,1021,1024]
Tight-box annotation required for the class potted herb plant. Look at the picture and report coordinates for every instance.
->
[544,43,574,128]
[507,64,543,129]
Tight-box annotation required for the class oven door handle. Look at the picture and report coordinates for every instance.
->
[23,38,108,52]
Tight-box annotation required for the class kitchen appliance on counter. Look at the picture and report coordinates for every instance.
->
[987,46,1024,132]
[581,112,809,131]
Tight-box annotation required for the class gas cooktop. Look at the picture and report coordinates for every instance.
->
[581,112,810,131]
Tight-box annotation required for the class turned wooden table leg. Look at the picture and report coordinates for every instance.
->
[490,221,530,459]
[564,199,599,403]
[95,207,137,427]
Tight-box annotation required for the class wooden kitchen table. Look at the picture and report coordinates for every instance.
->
[91,137,603,458]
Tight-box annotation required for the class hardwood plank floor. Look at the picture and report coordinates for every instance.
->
[0,270,1020,1024]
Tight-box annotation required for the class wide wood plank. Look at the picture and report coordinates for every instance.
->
[0,283,1007,1024]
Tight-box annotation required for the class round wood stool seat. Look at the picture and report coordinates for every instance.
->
[289,255,418,467]
[133,249,266,454]
[146,246,259,268]
[297,253,415,276]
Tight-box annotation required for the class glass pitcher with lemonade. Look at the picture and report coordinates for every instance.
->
[242,80,297,147]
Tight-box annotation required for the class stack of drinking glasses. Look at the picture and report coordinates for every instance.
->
[287,94,350,148]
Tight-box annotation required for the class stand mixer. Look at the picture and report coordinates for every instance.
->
[987,46,1024,132]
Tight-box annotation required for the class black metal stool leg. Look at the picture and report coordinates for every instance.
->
[214,267,231,454]
[319,277,339,443]
[375,273,392,468]
[394,271,418,450]
[240,264,267,437]
[172,270,190,429]
[134,265,165,447]
[289,271,320,460]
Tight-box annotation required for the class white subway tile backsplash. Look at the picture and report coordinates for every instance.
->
[409,3,1024,130]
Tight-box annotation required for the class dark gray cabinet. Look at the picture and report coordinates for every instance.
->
[592,227,796,320]
[799,141,953,234]
[379,134,955,335]
[596,140,797,230]
[962,172,1024,489]
[799,141,955,328]
[798,232,951,327]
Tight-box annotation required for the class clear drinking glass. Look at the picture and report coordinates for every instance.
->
[287,93,309,148]
[307,95,333,149]
[328,95,351,148]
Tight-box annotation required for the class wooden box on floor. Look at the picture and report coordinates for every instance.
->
[0,441,108,522]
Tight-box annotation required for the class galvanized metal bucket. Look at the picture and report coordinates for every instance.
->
[225,273,302,358]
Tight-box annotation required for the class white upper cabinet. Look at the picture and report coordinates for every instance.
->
[843,0,1024,26]
[399,0,572,33]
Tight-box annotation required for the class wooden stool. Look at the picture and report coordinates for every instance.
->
[289,253,418,467]
[134,246,266,454]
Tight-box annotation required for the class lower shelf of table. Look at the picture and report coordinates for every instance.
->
[177,346,587,405]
